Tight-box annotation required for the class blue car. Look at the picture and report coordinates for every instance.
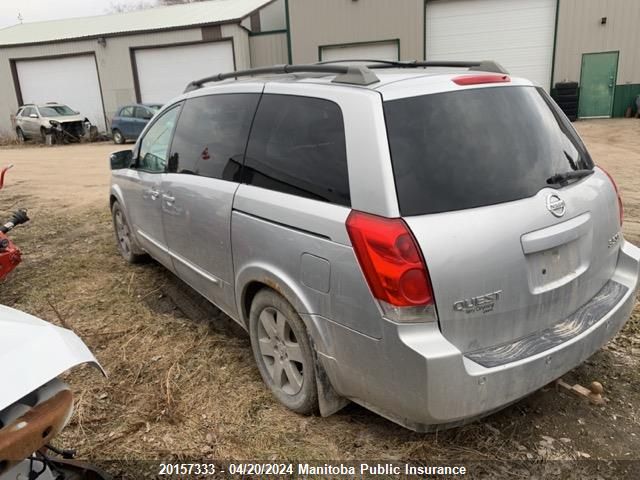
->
[111,104,162,144]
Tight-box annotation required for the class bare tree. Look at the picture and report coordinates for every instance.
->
[105,1,157,13]
[158,0,208,4]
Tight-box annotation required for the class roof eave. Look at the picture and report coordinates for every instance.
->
[0,17,245,49]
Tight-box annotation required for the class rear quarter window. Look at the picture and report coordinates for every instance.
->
[244,94,350,207]
[384,86,593,216]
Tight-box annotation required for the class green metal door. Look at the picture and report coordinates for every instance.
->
[578,52,619,118]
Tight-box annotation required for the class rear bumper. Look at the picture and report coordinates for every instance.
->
[313,240,640,431]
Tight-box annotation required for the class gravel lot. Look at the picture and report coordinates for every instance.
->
[0,119,639,478]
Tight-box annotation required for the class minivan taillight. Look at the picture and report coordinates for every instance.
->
[600,167,624,226]
[346,211,437,323]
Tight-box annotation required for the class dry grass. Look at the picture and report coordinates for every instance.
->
[2,206,639,478]
[0,119,639,478]
[0,133,20,147]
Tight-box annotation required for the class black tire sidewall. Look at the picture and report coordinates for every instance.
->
[113,129,124,144]
[16,128,24,142]
[249,289,318,414]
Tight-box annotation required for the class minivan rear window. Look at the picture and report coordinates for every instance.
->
[384,86,593,216]
[244,94,350,207]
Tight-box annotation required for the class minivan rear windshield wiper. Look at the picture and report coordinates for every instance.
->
[546,169,594,186]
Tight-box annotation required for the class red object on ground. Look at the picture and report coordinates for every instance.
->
[0,165,13,191]
[0,231,22,281]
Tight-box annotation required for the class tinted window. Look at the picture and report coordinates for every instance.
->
[23,107,35,117]
[384,86,593,216]
[120,107,134,117]
[134,107,153,120]
[244,94,349,206]
[138,105,180,173]
[168,93,260,180]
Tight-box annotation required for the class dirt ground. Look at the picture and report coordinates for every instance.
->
[1,119,639,478]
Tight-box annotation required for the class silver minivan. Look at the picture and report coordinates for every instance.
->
[109,61,640,431]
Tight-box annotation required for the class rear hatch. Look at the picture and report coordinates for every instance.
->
[383,85,623,353]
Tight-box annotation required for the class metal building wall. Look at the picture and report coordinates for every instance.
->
[287,0,423,63]
[0,24,250,135]
[250,32,288,67]
[554,0,640,116]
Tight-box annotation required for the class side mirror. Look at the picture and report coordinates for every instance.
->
[29,114,38,119]
[110,149,133,170]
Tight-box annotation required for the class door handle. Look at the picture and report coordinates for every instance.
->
[145,188,160,200]
[162,194,175,205]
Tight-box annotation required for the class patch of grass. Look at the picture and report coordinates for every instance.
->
[2,206,640,479]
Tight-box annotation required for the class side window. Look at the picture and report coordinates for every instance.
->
[244,94,350,206]
[23,107,34,117]
[120,106,134,117]
[134,107,153,120]
[168,93,260,180]
[138,105,181,173]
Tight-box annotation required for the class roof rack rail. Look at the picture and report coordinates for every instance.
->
[184,64,380,92]
[316,59,401,66]
[317,59,509,74]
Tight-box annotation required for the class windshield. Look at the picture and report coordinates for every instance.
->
[38,105,77,117]
[384,86,593,216]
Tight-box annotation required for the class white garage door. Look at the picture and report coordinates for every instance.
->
[16,55,106,131]
[135,41,235,104]
[320,41,399,62]
[425,0,556,90]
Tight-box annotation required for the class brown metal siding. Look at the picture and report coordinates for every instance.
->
[554,0,640,85]
[288,0,423,63]
[249,32,288,67]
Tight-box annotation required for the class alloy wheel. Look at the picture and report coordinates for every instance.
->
[114,209,132,257]
[257,306,305,395]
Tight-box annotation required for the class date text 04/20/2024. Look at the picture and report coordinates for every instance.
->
[158,463,468,476]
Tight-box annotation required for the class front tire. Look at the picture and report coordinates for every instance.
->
[249,289,318,414]
[112,129,125,145]
[16,128,25,143]
[111,201,146,263]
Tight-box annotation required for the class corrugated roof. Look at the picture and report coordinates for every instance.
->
[0,0,271,47]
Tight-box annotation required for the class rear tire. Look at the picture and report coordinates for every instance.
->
[113,129,125,145]
[111,201,146,263]
[249,289,318,415]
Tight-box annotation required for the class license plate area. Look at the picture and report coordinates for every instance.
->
[525,235,591,294]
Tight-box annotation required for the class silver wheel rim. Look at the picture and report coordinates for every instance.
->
[114,209,132,257]
[257,306,304,395]
[114,131,123,143]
